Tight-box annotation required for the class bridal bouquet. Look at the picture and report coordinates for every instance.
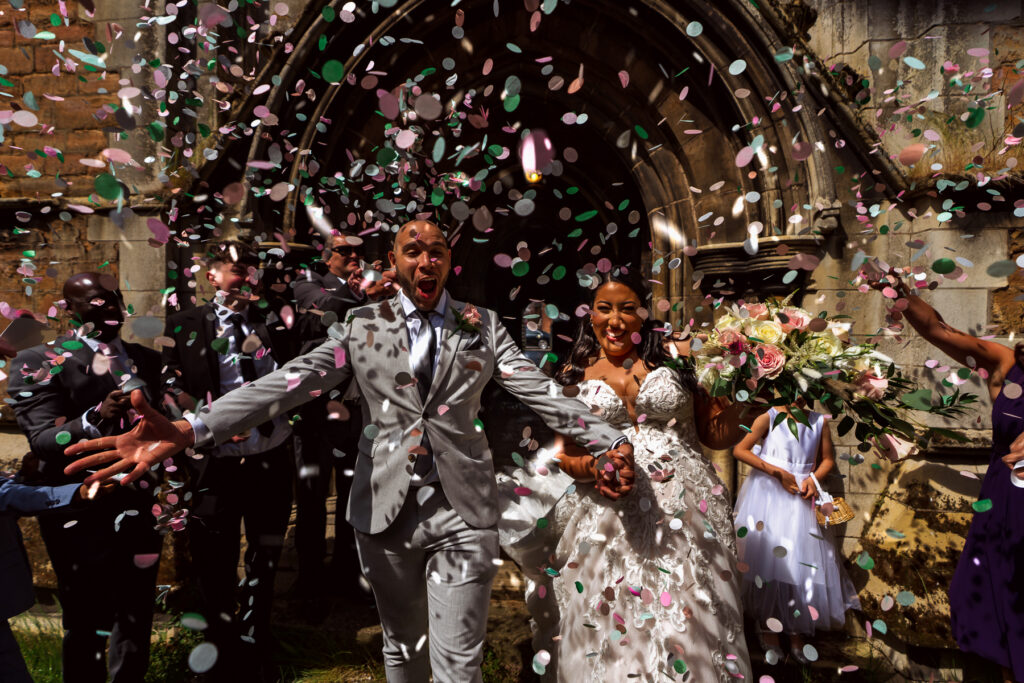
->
[688,297,978,460]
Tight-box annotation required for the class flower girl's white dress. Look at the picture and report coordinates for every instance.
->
[500,367,751,681]
[733,407,860,634]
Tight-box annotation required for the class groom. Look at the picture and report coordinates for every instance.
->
[66,220,634,682]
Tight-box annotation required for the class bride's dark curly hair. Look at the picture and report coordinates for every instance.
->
[554,268,697,393]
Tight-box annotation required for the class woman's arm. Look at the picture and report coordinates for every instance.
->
[696,390,766,450]
[870,273,1014,381]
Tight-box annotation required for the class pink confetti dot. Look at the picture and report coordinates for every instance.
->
[513,486,532,496]
[437,405,450,416]
[659,591,672,607]
[735,146,755,167]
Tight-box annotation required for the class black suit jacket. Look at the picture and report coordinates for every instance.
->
[161,302,299,415]
[291,270,364,354]
[7,335,162,486]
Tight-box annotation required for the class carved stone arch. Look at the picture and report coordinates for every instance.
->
[198,0,845,321]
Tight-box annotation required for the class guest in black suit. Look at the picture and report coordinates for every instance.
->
[6,273,164,683]
[161,240,297,681]
[289,232,376,605]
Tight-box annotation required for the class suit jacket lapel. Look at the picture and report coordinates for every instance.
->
[66,337,117,395]
[424,299,460,407]
[384,295,413,388]
[199,305,222,393]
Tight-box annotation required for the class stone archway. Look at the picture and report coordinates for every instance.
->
[188,0,847,329]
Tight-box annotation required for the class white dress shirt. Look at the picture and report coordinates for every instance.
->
[187,302,291,456]
[398,290,449,487]
[79,333,136,436]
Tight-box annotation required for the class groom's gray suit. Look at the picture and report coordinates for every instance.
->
[191,290,624,681]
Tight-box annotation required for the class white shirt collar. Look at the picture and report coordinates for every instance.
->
[397,289,449,321]
[212,300,247,322]
[74,328,125,356]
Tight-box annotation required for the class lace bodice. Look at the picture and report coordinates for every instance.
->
[579,365,698,442]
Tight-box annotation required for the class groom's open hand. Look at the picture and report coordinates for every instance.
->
[64,389,194,486]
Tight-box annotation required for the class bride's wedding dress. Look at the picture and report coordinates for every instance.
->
[501,366,751,681]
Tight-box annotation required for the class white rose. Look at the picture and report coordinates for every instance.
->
[696,364,721,391]
[716,313,743,331]
[744,319,785,345]
[804,332,844,360]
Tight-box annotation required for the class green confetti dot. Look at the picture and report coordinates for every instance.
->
[972,498,993,513]
[574,209,598,222]
[506,43,522,53]
[872,619,888,635]
[55,431,72,445]
[673,659,687,674]
[94,173,123,201]
[932,258,956,274]
[575,581,584,593]
[617,198,629,211]
[322,59,344,83]
[903,56,926,70]
[965,106,985,129]
[737,526,748,538]
[362,424,380,440]
[896,590,916,607]
[503,93,520,113]
[317,34,327,51]
[61,340,84,351]
[885,528,906,539]
[321,6,335,21]
[782,269,798,284]
[210,337,230,355]
[537,518,549,530]
[856,551,875,571]
[552,265,566,281]
[634,124,648,140]
[512,261,530,277]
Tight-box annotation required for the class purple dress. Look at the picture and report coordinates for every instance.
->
[949,363,1024,678]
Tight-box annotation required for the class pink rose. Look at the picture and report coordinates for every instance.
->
[778,307,810,332]
[872,434,919,462]
[753,344,786,380]
[717,329,747,355]
[855,372,888,399]
[461,303,482,327]
[743,303,769,321]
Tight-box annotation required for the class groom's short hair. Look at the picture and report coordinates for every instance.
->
[390,221,450,251]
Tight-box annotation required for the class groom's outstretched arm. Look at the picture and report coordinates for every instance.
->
[65,323,353,485]
[487,313,631,455]
[194,330,352,445]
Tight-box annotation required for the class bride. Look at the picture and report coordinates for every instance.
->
[501,270,754,681]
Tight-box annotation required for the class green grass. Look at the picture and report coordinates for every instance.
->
[13,617,203,683]
[12,617,390,683]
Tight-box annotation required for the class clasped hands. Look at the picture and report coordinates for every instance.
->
[554,436,635,501]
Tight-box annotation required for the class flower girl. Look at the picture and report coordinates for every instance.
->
[731,402,860,660]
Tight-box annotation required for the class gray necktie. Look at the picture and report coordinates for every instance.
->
[412,310,437,478]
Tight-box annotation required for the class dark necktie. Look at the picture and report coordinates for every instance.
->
[412,310,437,479]
[228,313,272,437]
[228,313,258,383]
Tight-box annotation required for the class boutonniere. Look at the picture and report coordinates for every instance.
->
[451,303,482,337]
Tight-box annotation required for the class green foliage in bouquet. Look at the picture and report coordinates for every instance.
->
[689,297,978,459]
